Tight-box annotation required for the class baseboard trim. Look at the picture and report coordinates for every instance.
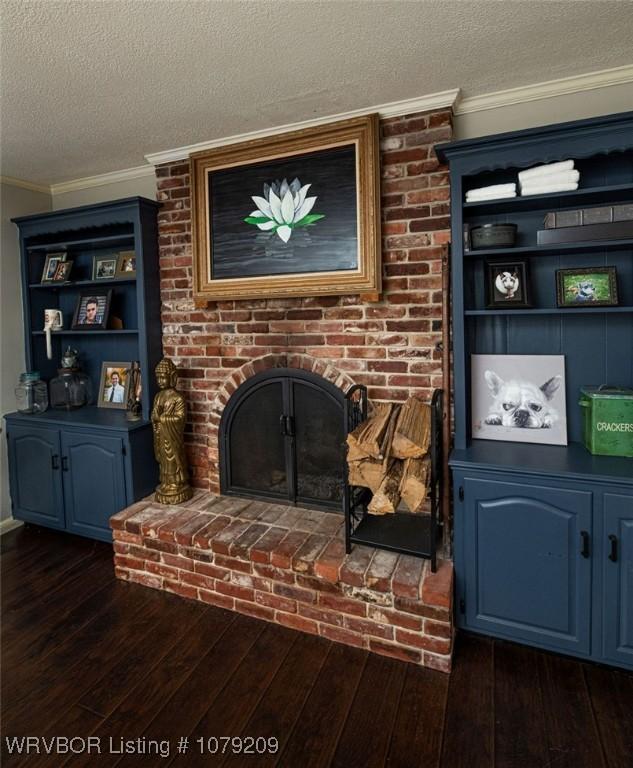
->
[0,517,23,535]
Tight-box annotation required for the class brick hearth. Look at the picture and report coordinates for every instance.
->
[111,492,453,672]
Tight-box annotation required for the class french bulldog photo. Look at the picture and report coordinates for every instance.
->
[483,371,562,428]
[471,354,567,446]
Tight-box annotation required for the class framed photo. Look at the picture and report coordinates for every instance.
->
[556,266,618,307]
[93,255,118,281]
[485,259,531,308]
[471,354,567,446]
[98,362,131,409]
[191,114,381,302]
[116,251,137,278]
[71,290,112,330]
[41,252,66,282]
[52,260,73,282]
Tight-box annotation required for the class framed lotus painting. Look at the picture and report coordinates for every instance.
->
[191,114,381,302]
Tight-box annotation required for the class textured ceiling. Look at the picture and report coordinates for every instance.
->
[1,0,633,185]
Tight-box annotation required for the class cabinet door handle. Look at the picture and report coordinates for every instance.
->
[61,456,69,472]
[580,530,590,559]
[51,454,60,470]
[608,534,618,563]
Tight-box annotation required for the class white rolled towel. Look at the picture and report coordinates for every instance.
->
[466,183,516,199]
[520,182,578,197]
[518,160,574,183]
[520,170,580,190]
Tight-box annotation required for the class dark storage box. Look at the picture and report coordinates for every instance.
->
[537,220,633,245]
[544,204,633,229]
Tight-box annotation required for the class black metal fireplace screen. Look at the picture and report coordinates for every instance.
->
[219,369,443,568]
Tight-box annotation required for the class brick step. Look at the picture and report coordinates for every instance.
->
[111,491,453,672]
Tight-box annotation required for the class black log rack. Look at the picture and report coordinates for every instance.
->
[343,387,444,572]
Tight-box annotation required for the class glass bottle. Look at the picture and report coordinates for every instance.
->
[15,372,49,414]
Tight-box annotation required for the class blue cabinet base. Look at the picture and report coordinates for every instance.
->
[5,410,158,542]
[452,449,633,672]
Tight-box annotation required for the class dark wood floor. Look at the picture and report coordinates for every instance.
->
[2,525,632,768]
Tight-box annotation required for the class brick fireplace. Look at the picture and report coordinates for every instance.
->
[156,108,452,493]
[112,107,454,671]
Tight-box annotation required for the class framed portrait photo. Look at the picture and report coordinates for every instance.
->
[93,255,118,281]
[485,259,531,308]
[52,260,73,282]
[116,251,137,278]
[191,114,381,302]
[556,266,618,308]
[98,362,131,409]
[71,290,112,330]
[41,252,67,283]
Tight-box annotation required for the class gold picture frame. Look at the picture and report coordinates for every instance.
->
[191,114,381,302]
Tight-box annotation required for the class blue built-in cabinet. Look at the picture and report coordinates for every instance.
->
[437,113,633,671]
[4,198,162,542]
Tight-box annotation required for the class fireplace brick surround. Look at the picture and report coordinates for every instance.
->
[156,107,452,493]
[111,106,454,671]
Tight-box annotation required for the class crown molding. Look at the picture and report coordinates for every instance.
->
[455,64,633,115]
[144,88,461,166]
[49,165,155,195]
[0,175,50,194]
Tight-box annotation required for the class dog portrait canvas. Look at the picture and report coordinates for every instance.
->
[471,354,567,446]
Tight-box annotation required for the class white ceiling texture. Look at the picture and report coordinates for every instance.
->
[1,0,633,185]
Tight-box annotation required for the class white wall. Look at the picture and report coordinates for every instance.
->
[51,173,156,211]
[0,182,52,523]
[454,81,633,139]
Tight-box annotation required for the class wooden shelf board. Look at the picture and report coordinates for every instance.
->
[26,234,134,252]
[29,278,137,289]
[32,329,139,336]
[464,306,633,316]
[463,183,633,214]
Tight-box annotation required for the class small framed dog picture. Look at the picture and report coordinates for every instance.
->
[485,260,531,308]
[556,266,618,308]
[471,354,567,446]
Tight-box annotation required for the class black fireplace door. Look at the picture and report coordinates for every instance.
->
[219,369,346,510]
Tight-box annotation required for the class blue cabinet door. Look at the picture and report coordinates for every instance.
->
[60,431,127,542]
[7,425,64,529]
[602,493,633,670]
[463,477,593,656]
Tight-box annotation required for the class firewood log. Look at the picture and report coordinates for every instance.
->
[347,402,394,460]
[347,441,370,462]
[368,461,404,515]
[391,398,432,459]
[399,457,431,513]
[348,457,393,493]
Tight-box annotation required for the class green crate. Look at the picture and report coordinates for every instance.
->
[579,386,633,458]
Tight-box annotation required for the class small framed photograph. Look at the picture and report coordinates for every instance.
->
[556,266,618,308]
[41,252,67,282]
[485,259,531,308]
[52,260,73,282]
[98,362,131,409]
[93,255,118,281]
[71,290,112,330]
[116,251,137,278]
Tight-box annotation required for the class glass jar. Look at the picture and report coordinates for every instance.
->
[50,368,92,410]
[15,372,49,414]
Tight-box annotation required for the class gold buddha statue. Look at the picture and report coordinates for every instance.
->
[151,358,193,504]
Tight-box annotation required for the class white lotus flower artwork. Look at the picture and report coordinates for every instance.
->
[244,177,325,243]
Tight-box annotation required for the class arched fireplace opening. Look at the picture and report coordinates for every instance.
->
[219,369,346,511]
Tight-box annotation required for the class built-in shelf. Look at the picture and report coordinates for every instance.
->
[465,306,633,316]
[464,238,633,258]
[463,183,633,214]
[32,329,139,336]
[451,440,633,486]
[26,234,134,252]
[29,278,137,289]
